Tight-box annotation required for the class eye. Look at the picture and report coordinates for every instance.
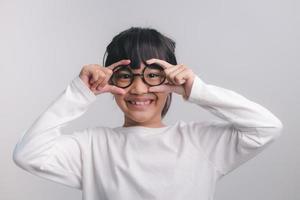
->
[147,73,160,78]
[116,73,131,79]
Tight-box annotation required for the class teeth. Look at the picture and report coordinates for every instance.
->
[129,100,151,105]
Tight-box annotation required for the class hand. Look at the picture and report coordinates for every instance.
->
[146,58,196,99]
[79,59,131,95]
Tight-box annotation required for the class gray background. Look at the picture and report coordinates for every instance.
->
[1,0,299,199]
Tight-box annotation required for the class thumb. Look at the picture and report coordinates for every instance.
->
[149,84,185,96]
[148,85,173,93]
[106,85,126,95]
[93,84,126,95]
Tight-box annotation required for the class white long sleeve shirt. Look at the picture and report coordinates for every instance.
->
[13,74,283,200]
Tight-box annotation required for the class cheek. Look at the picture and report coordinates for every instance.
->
[114,95,127,110]
[156,94,168,108]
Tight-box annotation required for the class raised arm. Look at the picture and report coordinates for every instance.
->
[13,60,131,189]
[184,75,283,178]
[12,75,97,189]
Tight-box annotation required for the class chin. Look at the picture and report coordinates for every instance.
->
[126,112,154,123]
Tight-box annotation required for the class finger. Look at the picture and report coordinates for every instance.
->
[174,68,193,84]
[93,84,126,95]
[107,59,131,70]
[94,85,126,95]
[168,65,187,85]
[97,76,109,90]
[91,70,106,90]
[164,65,183,84]
[106,85,126,95]
[149,82,183,93]
[163,65,183,85]
[97,69,113,89]
[103,67,113,76]
[146,58,174,69]
[164,64,181,75]
[148,84,173,93]
[89,68,101,84]
[150,82,186,95]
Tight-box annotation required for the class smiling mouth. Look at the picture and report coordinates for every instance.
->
[128,100,152,105]
[126,100,154,109]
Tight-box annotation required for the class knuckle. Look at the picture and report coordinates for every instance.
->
[90,64,100,69]
[94,68,101,74]
[99,70,105,76]
[105,68,113,75]
[97,76,103,82]
[175,76,181,81]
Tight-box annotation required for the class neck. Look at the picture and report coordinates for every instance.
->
[123,116,166,128]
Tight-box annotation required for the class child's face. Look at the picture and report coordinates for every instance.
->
[113,62,168,126]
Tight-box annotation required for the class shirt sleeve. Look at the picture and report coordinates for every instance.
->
[12,76,97,189]
[183,75,283,178]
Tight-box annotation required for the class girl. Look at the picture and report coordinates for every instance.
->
[13,27,283,200]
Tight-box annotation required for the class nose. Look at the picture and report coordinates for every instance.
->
[129,76,149,94]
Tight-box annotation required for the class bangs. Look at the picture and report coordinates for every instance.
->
[104,27,176,69]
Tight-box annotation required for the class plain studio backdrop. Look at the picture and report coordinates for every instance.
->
[1,0,299,199]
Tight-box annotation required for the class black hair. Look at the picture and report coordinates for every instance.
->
[102,26,177,119]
